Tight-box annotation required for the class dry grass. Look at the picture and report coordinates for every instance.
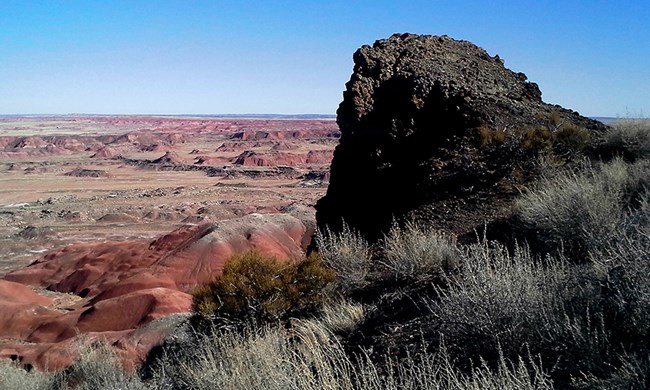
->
[316,223,373,293]
[149,319,552,390]
[515,158,650,258]
[0,359,53,390]
[381,221,459,282]
[595,118,650,160]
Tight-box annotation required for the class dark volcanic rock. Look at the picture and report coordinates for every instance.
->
[64,168,110,178]
[316,34,607,241]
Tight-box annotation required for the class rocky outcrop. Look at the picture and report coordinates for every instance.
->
[316,34,608,240]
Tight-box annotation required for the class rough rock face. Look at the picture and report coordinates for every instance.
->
[316,34,607,240]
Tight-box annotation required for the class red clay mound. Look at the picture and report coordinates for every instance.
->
[76,288,192,332]
[0,280,57,340]
[151,150,184,164]
[12,136,49,149]
[233,150,307,167]
[194,155,232,165]
[90,146,119,158]
[306,150,334,164]
[0,213,312,370]
[0,136,18,148]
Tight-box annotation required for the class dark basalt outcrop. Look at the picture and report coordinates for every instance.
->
[316,33,607,241]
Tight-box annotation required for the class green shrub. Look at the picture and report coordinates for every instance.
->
[192,251,334,328]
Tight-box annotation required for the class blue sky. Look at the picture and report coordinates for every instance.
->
[0,1,648,117]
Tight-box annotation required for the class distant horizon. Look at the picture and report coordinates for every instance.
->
[0,114,635,122]
[0,113,337,118]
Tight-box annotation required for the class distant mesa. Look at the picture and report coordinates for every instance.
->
[305,150,333,164]
[231,129,340,141]
[140,143,166,152]
[271,141,300,151]
[316,33,608,241]
[97,212,139,223]
[233,150,303,167]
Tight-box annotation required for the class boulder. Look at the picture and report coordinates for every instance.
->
[316,34,607,241]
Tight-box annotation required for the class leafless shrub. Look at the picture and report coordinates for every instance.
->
[52,342,148,390]
[515,158,649,258]
[150,319,552,390]
[316,223,373,293]
[381,221,460,281]
[573,352,650,389]
[0,359,53,390]
[595,118,650,160]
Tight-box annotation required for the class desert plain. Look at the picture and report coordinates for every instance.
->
[0,115,338,275]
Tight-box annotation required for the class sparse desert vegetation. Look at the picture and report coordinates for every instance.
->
[3,118,648,389]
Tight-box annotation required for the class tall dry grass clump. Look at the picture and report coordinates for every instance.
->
[515,158,650,258]
[381,221,460,282]
[594,118,650,160]
[425,241,610,380]
[316,223,373,293]
[0,359,53,390]
[149,319,552,390]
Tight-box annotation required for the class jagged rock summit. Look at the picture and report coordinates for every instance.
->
[316,33,607,240]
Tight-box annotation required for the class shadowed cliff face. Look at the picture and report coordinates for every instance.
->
[316,33,607,241]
